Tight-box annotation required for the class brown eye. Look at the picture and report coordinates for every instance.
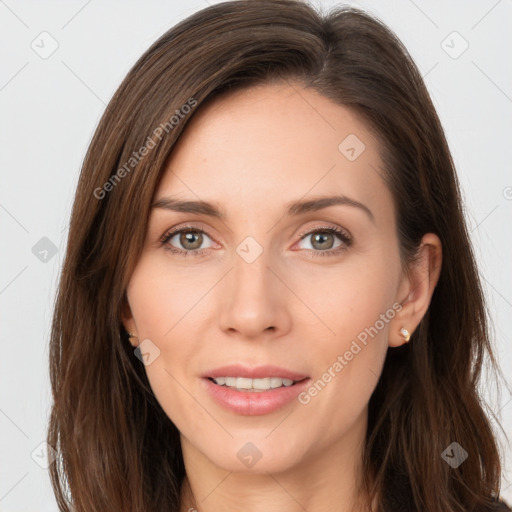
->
[178,230,203,250]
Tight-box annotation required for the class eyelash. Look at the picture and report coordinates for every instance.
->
[159,224,353,258]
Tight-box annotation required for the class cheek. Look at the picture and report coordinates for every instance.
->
[125,257,215,431]
[292,249,400,347]
[127,254,210,341]
[291,250,399,417]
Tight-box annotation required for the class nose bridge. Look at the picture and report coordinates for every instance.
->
[218,241,290,338]
[233,246,272,294]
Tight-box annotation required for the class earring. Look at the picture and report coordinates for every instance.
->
[399,327,410,342]
[127,331,139,345]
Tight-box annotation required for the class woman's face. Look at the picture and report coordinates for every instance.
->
[123,82,408,474]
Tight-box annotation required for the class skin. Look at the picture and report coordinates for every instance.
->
[122,82,442,512]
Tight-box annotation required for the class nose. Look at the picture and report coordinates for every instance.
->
[217,250,292,340]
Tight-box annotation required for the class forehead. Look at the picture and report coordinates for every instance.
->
[155,82,389,220]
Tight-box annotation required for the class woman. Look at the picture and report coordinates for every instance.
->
[47,1,510,510]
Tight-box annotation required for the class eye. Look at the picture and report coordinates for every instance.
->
[295,226,352,257]
[160,225,215,257]
[159,224,352,258]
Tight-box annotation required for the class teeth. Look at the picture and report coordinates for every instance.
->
[236,377,253,389]
[212,376,295,391]
[253,377,270,390]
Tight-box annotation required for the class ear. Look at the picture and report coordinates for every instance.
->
[120,292,139,348]
[389,233,442,347]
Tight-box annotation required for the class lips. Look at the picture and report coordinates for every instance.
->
[201,364,310,415]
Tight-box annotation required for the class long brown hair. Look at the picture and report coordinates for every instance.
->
[48,1,508,510]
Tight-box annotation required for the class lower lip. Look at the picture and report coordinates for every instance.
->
[202,378,311,416]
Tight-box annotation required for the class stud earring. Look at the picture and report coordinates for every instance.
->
[399,327,410,342]
[127,331,139,345]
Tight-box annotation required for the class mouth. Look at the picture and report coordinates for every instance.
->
[201,365,311,415]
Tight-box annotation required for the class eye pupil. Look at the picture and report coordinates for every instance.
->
[312,232,334,250]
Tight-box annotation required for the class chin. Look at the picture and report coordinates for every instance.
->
[214,454,298,475]
[200,436,307,475]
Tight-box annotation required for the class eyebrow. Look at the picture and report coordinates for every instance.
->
[151,194,375,223]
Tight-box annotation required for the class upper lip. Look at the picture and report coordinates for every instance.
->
[203,365,309,381]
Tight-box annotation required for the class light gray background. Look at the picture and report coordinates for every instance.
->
[1,0,511,510]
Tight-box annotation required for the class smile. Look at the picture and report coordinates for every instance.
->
[209,376,296,391]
